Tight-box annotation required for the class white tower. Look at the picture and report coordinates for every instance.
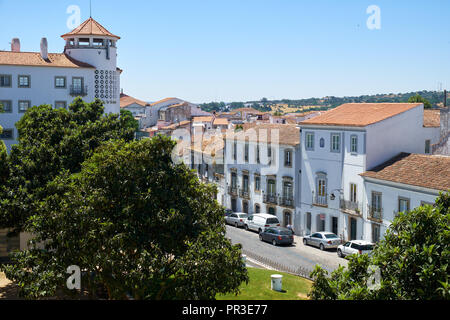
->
[61,18,121,114]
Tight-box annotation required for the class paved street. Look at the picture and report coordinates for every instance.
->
[226,225,348,274]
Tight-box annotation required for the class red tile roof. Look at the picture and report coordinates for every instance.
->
[423,109,441,128]
[230,123,300,146]
[0,51,94,68]
[360,153,450,191]
[300,103,422,127]
[61,18,120,39]
[120,93,149,108]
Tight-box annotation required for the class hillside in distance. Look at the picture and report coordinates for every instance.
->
[200,90,447,114]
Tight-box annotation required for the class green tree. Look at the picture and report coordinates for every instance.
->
[2,136,248,299]
[0,98,135,233]
[408,94,432,109]
[120,109,139,132]
[308,191,450,300]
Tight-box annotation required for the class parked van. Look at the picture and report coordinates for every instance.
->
[244,214,280,234]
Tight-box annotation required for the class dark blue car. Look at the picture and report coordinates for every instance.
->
[259,227,294,246]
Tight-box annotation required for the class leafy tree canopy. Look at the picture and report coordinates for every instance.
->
[408,94,432,109]
[308,191,450,300]
[2,136,248,299]
[120,109,139,132]
[0,98,135,232]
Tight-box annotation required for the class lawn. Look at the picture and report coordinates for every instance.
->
[216,268,312,300]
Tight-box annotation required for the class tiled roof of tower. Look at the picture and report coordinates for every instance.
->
[0,51,94,68]
[120,93,150,108]
[360,153,450,191]
[150,98,179,106]
[61,17,120,39]
[300,103,423,127]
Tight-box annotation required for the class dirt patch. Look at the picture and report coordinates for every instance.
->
[297,292,309,300]
[0,272,20,300]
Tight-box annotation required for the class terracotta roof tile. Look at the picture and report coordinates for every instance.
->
[423,109,441,128]
[150,98,179,106]
[360,153,450,191]
[230,123,300,146]
[213,118,229,126]
[61,17,120,39]
[300,103,422,127]
[120,93,149,108]
[193,116,213,122]
[0,51,94,68]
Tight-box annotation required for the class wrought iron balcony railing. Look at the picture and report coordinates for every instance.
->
[279,196,294,208]
[228,186,238,195]
[70,85,88,97]
[368,205,383,221]
[340,199,362,215]
[263,194,278,205]
[313,194,328,206]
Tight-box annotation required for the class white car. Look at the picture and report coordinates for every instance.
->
[244,213,280,234]
[225,212,248,227]
[337,240,375,258]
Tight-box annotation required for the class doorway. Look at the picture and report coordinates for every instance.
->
[332,216,338,235]
[349,217,357,240]
[306,212,311,235]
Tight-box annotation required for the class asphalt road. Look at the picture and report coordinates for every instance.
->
[225,225,348,274]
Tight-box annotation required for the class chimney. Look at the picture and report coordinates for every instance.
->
[40,38,48,60]
[444,90,447,109]
[11,38,20,52]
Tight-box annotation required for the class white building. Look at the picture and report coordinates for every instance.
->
[224,123,302,233]
[360,153,450,242]
[0,17,121,152]
[298,103,441,240]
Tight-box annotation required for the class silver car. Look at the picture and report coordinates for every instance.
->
[225,212,248,227]
[303,232,342,250]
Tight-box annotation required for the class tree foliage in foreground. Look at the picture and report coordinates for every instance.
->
[308,192,450,300]
[2,136,248,299]
[0,98,135,232]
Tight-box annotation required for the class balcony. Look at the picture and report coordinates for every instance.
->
[279,196,294,208]
[313,194,328,207]
[263,194,278,205]
[70,85,88,97]
[368,205,383,222]
[340,199,362,216]
[239,189,250,199]
[228,186,238,196]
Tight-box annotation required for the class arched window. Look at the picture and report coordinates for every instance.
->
[283,210,292,227]
[268,207,276,216]
[320,138,325,148]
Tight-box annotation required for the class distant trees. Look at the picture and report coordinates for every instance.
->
[199,102,226,112]
[408,94,432,109]
[2,137,248,299]
[308,192,450,300]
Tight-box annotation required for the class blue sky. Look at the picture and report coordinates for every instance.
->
[0,0,449,103]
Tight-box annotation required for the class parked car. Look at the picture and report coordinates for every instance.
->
[337,240,375,258]
[259,227,294,246]
[244,214,281,234]
[224,209,233,217]
[225,212,248,227]
[303,232,341,250]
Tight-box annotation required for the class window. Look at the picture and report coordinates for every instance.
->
[267,179,276,196]
[93,38,105,46]
[0,129,14,139]
[0,100,12,113]
[55,76,66,88]
[18,75,30,88]
[331,133,340,152]
[0,75,12,87]
[256,145,260,163]
[233,141,237,160]
[283,181,293,199]
[55,101,67,109]
[305,132,314,150]
[350,135,358,153]
[231,172,237,189]
[398,197,410,213]
[244,141,249,162]
[255,204,260,213]
[320,138,325,148]
[285,149,292,167]
[255,176,261,191]
[371,192,382,220]
[372,224,380,243]
[350,183,357,203]
[425,140,431,154]
[18,100,31,113]
[315,173,327,205]
[243,174,249,192]
[158,110,165,121]
[267,143,272,157]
